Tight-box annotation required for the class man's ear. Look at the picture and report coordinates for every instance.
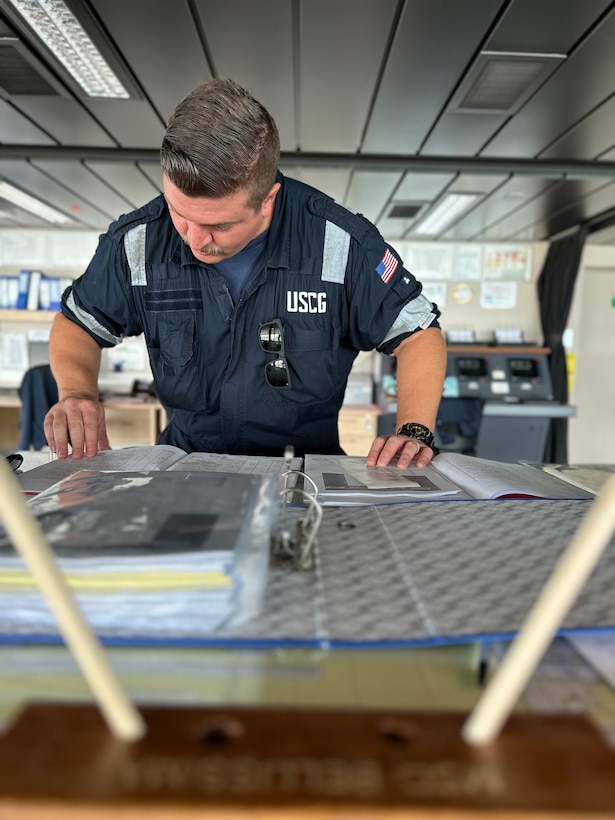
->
[261,182,281,217]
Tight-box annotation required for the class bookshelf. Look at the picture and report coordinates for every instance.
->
[0,309,57,322]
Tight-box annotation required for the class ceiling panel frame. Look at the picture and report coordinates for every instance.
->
[0,0,614,243]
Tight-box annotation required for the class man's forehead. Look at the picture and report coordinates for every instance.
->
[163,178,252,223]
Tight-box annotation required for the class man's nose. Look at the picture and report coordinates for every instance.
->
[185,222,213,248]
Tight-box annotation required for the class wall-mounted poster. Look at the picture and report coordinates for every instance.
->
[403,243,453,280]
[483,245,532,281]
[49,231,99,268]
[421,281,447,309]
[0,231,47,267]
[0,333,28,369]
[480,281,517,309]
[453,244,482,281]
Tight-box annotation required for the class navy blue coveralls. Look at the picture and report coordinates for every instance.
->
[62,174,440,456]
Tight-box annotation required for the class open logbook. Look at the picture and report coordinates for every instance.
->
[304,452,596,506]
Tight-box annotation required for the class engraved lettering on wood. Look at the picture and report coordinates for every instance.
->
[119,756,383,797]
[394,760,506,798]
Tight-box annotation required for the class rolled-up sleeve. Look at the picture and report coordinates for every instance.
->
[61,231,142,347]
[344,231,441,355]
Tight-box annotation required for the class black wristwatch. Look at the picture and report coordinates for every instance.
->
[396,422,436,451]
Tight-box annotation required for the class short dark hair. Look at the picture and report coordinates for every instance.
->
[161,78,280,210]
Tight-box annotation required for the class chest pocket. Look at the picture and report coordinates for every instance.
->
[143,288,206,410]
[288,326,338,352]
[279,321,343,405]
[158,312,195,368]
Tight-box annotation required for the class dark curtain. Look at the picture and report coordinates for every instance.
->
[536,226,588,464]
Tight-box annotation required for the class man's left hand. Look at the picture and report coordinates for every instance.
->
[366,434,436,469]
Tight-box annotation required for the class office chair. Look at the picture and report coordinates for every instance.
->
[17,364,58,451]
[435,397,483,455]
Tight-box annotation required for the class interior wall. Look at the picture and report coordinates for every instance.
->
[566,245,615,464]
[392,242,549,345]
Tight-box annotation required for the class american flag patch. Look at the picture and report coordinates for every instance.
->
[376,249,398,283]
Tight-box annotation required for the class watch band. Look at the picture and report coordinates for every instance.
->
[396,422,436,451]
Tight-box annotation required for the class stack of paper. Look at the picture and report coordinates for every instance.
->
[0,470,278,640]
[18,445,303,495]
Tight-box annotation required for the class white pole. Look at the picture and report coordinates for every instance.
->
[0,456,146,742]
[463,474,615,746]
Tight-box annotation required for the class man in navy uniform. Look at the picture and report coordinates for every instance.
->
[44,78,446,469]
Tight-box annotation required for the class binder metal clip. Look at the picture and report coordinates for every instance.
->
[271,446,322,570]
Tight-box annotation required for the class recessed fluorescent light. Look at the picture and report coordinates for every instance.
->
[415,193,479,236]
[7,0,129,98]
[0,181,74,224]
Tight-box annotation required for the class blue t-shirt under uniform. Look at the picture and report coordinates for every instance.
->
[213,230,268,305]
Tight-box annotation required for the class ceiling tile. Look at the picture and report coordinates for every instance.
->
[421,112,508,157]
[346,171,402,223]
[481,10,615,158]
[0,160,111,229]
[0,99,55,144]
[91,0,212,122]
[299,0,396,152]
[84,161,161,209]
[30,159,133,218]
[193,0,296,149]
[395,172,455,201]
[441,176,560,240]
[362,0,505,153]
[7,97,115,146]
[481,177,614,241]
[539,96,615,160]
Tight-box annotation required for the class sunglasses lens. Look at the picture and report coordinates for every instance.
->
[260,320,290,388]
[265,358,290,388]
[259,323,282,352]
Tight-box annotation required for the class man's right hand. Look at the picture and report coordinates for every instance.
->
[44,396,111,459]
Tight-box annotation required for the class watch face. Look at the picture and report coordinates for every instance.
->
[397,423,434,446]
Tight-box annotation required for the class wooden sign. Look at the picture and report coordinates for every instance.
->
[0,704,614,817]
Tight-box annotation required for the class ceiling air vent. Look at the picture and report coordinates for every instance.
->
[450,51,565,115]
[0,37,61,95]
[388,203,423,219]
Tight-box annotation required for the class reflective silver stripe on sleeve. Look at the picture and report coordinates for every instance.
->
[381,293,438,345]
[321,221,351,284]
[123,223,147,286]
[66,290,123,345]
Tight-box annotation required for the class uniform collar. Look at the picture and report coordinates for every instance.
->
[163,215,197,267]
[262,171,290,270]
[176,234,202,267]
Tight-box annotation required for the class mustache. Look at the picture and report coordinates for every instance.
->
[181,236,224,256]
